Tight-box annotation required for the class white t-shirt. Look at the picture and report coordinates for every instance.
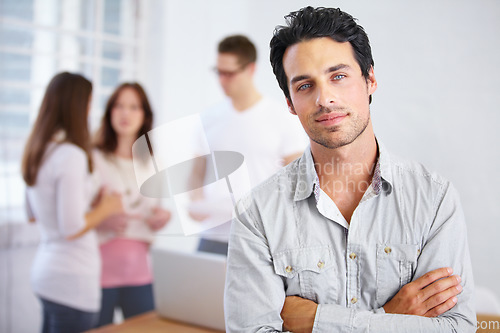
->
[93,149,160,243]
[27,142,101,312]
[196,97,308,242]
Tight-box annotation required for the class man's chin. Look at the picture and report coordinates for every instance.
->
[311,138,347,150]
[222,88,234,98]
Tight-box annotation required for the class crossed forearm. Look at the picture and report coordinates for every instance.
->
[281,267,462,332]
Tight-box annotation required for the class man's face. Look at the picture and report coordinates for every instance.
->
[283,37,377,149]
[216,53,252,98]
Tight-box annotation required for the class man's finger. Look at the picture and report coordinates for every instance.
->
[412,267,453,290]
[424,282,462,311]
[421,275,461,302]
[424,296,458,318]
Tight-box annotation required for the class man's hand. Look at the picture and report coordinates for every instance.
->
[281,296,317,333]
[383,267,462,317]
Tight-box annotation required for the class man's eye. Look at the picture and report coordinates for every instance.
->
[333,74,346,80]
[297,83,312,91]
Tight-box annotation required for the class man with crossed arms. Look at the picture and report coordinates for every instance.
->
[224,6,476,332]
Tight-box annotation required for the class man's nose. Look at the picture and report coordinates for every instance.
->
[315,82,337,107]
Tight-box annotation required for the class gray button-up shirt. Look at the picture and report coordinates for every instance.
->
[224,144,476,332]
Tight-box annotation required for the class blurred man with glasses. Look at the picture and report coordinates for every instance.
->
[188,35,307,255]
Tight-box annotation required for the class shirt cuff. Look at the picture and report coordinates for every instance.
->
[312,304,354,332]
[312,305,386,332]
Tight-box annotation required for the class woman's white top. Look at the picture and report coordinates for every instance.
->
[27,142,100,312]
[93,149,159,244]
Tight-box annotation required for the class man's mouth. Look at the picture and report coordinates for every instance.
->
[316,113,348,126]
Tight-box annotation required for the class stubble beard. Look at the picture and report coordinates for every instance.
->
[308,106,370,150]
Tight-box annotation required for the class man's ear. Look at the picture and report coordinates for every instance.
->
[286,98,297,115]
[247,62,256,75]
[367,66,377,96]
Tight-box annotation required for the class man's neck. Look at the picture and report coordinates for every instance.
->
[311,123,378,223]
[230,85,262,112]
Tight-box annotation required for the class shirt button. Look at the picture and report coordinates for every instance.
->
[384,246,392,254]
[317,261,325,269]
[417,249,421,255]
[349,253,357,260]
[285,265,293,273]
[351,297,358,304]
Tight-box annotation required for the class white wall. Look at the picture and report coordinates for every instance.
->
[142,0,500,299]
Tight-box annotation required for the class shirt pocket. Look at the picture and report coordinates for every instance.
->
[272,247,338,303]
[376,243,419,307]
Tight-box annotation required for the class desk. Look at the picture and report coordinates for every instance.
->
[88,311,499,333]
[86,312,224,333]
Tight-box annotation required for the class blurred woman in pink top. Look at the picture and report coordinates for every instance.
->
[93,83,171,326]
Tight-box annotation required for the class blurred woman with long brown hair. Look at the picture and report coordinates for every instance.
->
[22,72,123,333]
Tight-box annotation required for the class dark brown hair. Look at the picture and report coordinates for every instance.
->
[218,35,257,66]
[94,82,153,155]
[22,72,93,186]
[270,7,374,104]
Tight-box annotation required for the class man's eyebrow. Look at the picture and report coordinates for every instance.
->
[290,64,352,86]
[290,74,310,86]
[326,64,350,74]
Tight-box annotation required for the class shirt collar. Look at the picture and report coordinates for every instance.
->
[293,147,317,202]
[377,141,393,194]
[293,140,394,202]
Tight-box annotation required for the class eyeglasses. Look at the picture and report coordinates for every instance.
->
[212,63,249,78]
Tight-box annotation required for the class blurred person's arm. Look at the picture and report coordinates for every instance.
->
[283,152,303,165]
[187,157,210,222]
[188,156,206,201]
[95,212,128,234]
[146,206,171,231]
[67,189,123,240]
[25,189,36,223]
[277,105,307,167]
[53,146,121,240]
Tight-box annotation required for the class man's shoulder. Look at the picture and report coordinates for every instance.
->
[383,147,452,204]
[200,99,232,121]
[255,96,287,115]
[389,150,449,187]
[256,97,307,143]
[259,96,285,107]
